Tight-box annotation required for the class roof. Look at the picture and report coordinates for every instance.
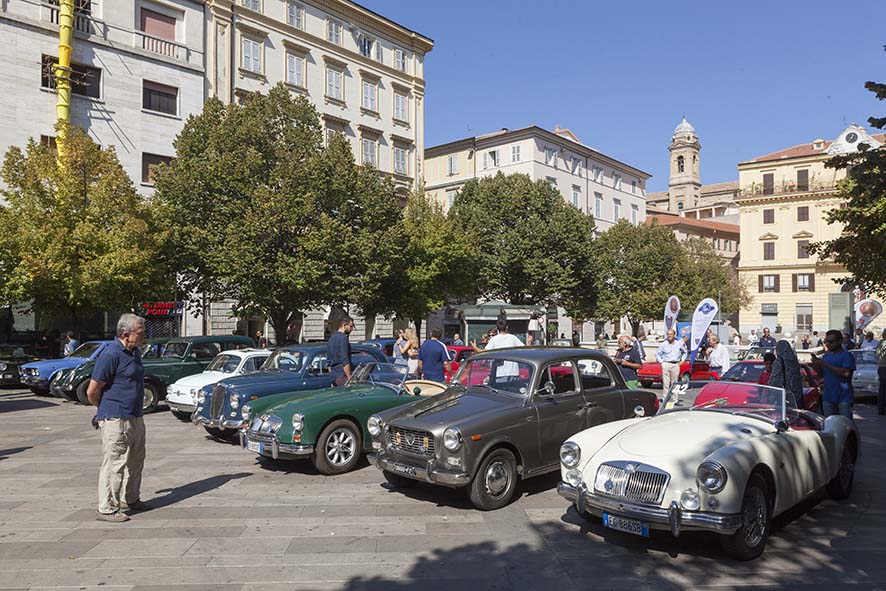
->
[742,133,886,165]
[647,214,740,235]
[645,190,669,202]
[674,117,695,135]
[167,335,253,343]
[343,0,434,49]
[700,180,739,194]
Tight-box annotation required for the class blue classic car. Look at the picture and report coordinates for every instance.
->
[19,341,114,395]
[193,342,386,439]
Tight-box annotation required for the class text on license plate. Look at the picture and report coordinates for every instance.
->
[602,513,649,537]
[392,463,416,476]
[246,440,262,454]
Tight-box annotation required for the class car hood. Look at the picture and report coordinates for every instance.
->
[387,386,521,427]
[21,358,86,375]
[220,369,303,391]
[173,371,231,390]
[262,384,387,415]
[638,362,662,374]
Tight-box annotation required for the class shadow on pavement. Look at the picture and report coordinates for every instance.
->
[0,397,58,413]
[148,472,252,509]
[0,446,31,460]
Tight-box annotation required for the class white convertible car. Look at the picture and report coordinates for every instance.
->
[558,382,858,560]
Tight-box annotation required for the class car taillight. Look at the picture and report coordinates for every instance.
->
[653,396,661,412]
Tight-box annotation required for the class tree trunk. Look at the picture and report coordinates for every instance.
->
[202,293,210,336]
[268,310,291,347]
[629,317,640,338]
[70,305,80,339]
[413,317,423,342]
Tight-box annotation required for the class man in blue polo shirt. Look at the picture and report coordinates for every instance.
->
[86,314,147,522]
[417,327,452,382]
[811,328,856,419]
[328,316,354,386]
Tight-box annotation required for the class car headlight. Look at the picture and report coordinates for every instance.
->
[368,415,382,437]
[565,469,582,487]
[697,461,727,493]
[443,427,462,451]
[292,413,304,432]
[197,390,206,403]
[560,441,581,468]
[241,404,251,419]
[680,488,701,510]
[190,388,196,398]
[0,362,8,371]
[229,393,239,409]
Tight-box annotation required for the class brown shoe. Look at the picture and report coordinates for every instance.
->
[95,511,130,523]
[122,499,152,512]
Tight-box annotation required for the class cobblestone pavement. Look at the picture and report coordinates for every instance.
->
[0,387,884,590]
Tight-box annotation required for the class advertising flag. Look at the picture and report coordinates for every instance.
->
[855,298,883,331]
[690,298,719,362]
[664,296,680,332]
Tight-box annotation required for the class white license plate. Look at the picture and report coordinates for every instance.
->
[392,463,416,476]
[246,440,262,454]
[602,513,649,537]
[3,374,11,379]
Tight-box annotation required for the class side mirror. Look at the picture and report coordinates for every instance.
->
[538,381,556,397]
[412,386,422,396]
[775,420,788,433]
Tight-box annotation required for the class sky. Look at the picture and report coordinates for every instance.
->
[363,0,886,192]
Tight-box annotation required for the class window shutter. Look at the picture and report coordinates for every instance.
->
[758,276,764,293]
[792,274,797,292]
[774,275,780,293]
[809,274,815,292]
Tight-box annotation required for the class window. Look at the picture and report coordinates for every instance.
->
[287,2,303,29]
[763,173,774,195]
[446,189,457,208]
[326,20,342,45]
[540,363,578,395]
[545,176,557,187]
[142,80,177,115]
[763,208,774,224]
[140,8,176,41]
[394,49,406,72]
[286,53,305,87]
[613,174,622,191]
[361,138,376,166]
[325,126,343,145]
[325,68,342,100]
[794,273,814,292]
[677,202,684,211]
[592,166,603,183]
[797,169,809,192]
[361,80,377,111]
[613,199,621,219]
[594,192,602,218]
[511,145,521,163]
[242,0,260,11]
[570,157,581,175]
[572,186,581,208]
[797,206,809,222]
[142,153,172,185]
[447,154,458,176]
[484,150,499,169]
[763,241,775,260]
[241,37,262,73]
[631,180,637,194]
[631,204,639,225]
[576,358,614,390]
[394,92,408,121]
[375,42,383,64]
[40,135,58,152]
[677,155,685,173]
[797,239,810,259]
[545,147,557,168]
[760,274,779,293]
[360,36,374,58]
[796,305,813,332]
[393,146,408,175]
[41,55,101,99]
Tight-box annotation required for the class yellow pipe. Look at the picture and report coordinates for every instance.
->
[55,0,74,161]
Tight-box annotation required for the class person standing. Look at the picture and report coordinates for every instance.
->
[63,331,80,356]
[572,329,580,347]
[452,333,464,346]
[732,332,742,347]
[758,327,776,348]
[656,329,686,394]
[876,328,886,416]
[758,353,776,385]
[614,336,643,389]
[707,334,731,377]
[632,336,646,361]
[811,329,856,419]
[328,316,354,386]
[398,328,420,376]
[86,314,147,523]
[800,335,811,350]
[749,329,759,346]
[481,319,525,351]
[842,332,857,351]
[255,330,268,349]
[812,331,823,348]
[861,331,879,351]
[417,327,452,382]
[769,340,805,408]
[392,329,407,367]
[596,333,607,352]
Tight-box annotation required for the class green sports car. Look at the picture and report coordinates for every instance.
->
[240,362,443,475]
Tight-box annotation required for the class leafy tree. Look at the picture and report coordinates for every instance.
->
[0,124,168,332]
[448,173,597,313]
[680,238,751,317]
[809,72,886,295]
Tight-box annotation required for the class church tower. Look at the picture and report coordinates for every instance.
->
[668,117,701,212]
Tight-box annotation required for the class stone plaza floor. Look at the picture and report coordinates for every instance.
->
[0,387,884,590]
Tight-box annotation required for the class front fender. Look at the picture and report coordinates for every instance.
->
[562,418,643,477]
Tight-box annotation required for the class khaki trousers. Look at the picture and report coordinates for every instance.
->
[98,417,146,514]
[661,362,681,394]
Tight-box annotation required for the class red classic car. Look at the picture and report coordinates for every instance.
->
[718,359,822,413]
[444,345,476,381]
[637,358,717,388]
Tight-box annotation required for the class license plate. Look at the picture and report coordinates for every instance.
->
[602,513,649,537]
[246,440,262,454]
[3,374,11,379]
[392,463,416,476]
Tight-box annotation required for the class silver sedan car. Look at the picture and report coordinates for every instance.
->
[850,349,878,398]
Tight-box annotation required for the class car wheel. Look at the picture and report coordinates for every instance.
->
[469,448,518,511]
[721,473,770,561]
[142,383,161,413]
[827,439,856,499]
[313,419,361,475]
[171,409,193,422]
[383,470,417,489]
[75,380,91,405]
[30,387,50,396]
[203,426,236,441]
[678,373,690,384]
[639,380,652,388]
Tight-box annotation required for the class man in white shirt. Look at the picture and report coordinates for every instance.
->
[707,334,731,377]
[655,329,686,394]
[861,331,880,351]
[475,319,524,377]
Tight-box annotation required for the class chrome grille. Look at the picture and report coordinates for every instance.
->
[210,385,225,419]
[386,425,435,456]
[594,462,669,505]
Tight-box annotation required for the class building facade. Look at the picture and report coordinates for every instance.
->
[736,124,884,336]
[646,213,740,265]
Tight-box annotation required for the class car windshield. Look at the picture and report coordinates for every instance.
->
[347,362,407,390]
[161,341,190,359]
[740,347,774,361]
[0,345,32,358]
[69,342,101,358]
[719,362,765,383]
[206,354,241,373]
[452,356,534,396]
[660,382,795,425]
[140,341,168,359]
[262,349,305,372]
[851,350,877,366]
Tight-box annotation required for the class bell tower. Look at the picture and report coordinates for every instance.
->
[668,117,701,213]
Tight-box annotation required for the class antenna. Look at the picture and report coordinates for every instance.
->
[842,114,847,128]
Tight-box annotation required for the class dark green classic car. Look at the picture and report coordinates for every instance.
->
[240,363,441,476]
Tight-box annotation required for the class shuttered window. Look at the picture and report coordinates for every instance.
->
[143,80,177,115]
[140,8,176,41]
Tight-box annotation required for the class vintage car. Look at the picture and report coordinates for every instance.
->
[736,346,775,361]
[0,344,39,387]
[550,338,575,347]
[194,342,386,439]
[20,341,113,395]
[443,345,475,380]
[713,360,822,414]
[557,381,858,560]
[368,348,659,511]
[50,337,172,404]
[240,362,442,475]
[637,358,717,388]
[165,348,271,420]
[358,338,398,362]
[850,349,878,398]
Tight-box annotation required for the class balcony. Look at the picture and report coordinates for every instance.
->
[739,179,838,199]
[136,31,189,62]
[45,1,100,37]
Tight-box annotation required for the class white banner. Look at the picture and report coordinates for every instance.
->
[664,295,680,333]
[855,298,883,331]
[690,298,719,361]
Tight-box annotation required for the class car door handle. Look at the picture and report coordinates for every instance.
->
[582,402,597,409]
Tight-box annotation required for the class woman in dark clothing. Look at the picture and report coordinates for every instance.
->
[769,339,805,409]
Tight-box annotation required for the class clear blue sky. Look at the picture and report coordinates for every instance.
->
[364,0,886,192]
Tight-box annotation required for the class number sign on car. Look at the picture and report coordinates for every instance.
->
[603,513,649,537]
[246,440,262,454]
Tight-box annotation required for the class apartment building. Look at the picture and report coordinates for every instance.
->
[736,124,885,336]
[646,213,739,266]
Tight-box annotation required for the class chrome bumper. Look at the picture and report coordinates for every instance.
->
[167,400,197,414]
[240,431,313,460]
[22,376,49,387]
[369,450,470,487]
[193,413,245,430]
[558,482,742,536]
